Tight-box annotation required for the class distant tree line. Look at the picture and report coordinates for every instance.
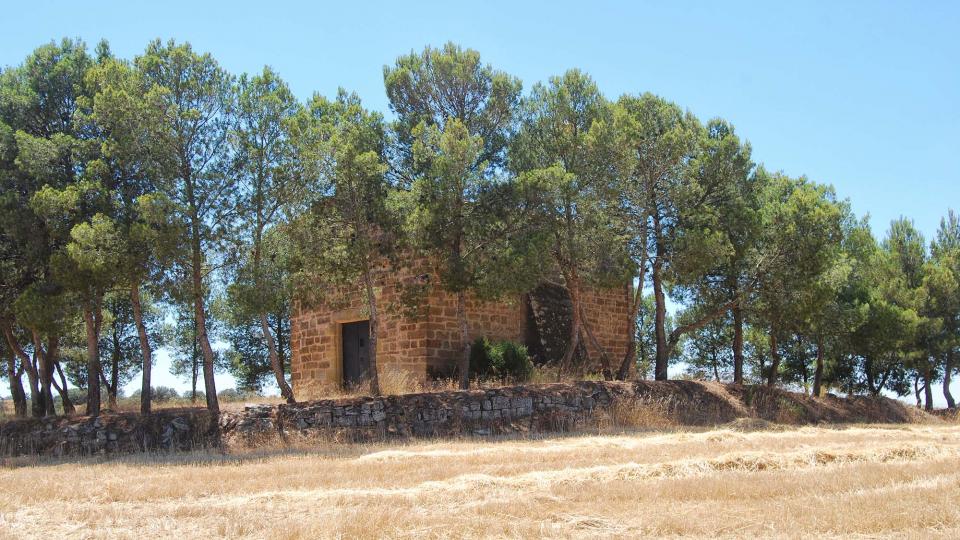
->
[1,39,957,417]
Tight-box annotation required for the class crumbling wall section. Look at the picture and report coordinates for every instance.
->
[0,381,925,458]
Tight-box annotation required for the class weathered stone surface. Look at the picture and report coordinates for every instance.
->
[0,408,221,458]
[291,263,631,395]
[525,283,586,365]
[0,381,924,458]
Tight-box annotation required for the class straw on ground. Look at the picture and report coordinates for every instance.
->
[3,423,959,538]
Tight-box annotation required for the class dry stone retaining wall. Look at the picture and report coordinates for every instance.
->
[0,408,221,458]
[0,381,924,459]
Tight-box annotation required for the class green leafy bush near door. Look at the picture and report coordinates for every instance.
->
[469,337,534,382]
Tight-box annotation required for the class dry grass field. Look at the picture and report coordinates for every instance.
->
[2,423,959,539]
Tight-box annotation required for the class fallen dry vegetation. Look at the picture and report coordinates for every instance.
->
[2,423,960,539]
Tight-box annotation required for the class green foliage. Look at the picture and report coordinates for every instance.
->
[509,70,634,371]
[386,43,529,301]
[385,44,528,388]
[216,295,290,393]
[384,42,521,174]
[512,70,632,288]
[2,36,958,416]
[469,338,533,381]
[227,66,300,315]
[162,306,226,397]
[287,90,396,303]
[1,39,101,333]
[129,386,180,402]
[681,317,733,381]
[468,337,494,377]
[216,387,261,401]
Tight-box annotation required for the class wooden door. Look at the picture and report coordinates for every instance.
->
[341,320,370,387]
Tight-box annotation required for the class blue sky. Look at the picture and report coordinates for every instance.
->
[2,1,958,397]
[3,1,954,239]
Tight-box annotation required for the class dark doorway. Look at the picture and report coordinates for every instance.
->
[525,283,587,366]
[341,320,370,387]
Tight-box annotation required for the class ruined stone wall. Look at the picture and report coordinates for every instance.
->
[0,382,924,458]
[525,283,631,370]
[240,382,922,444]
[579,284,631,366]
[424,292,526,376]
[0,409,221,458]
[291,255,632,392]
[290,262,527,392]
[290,263,432,397]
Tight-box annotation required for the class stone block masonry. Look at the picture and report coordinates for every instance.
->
[0,381,924,458]
[290,257,632,396]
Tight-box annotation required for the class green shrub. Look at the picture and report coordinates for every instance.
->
[494,340,533,381]
[66,387,87,405]
[469,337,495,377]
[129,386,181,403]
[469,337,533,382]
[217,388,260,402]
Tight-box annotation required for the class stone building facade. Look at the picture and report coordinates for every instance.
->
[290,263,630,395]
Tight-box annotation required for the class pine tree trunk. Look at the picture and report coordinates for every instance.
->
[97,366,110,399]
[944,350,955,409]
[652,260,669,381]
[131,283,154,415]
[45,336,63,414]
[25,359,42,416]
[362,267,380,397]
[2,322,42,417]
[83,305,102,417]
[618,340,637,381]
[865,358,879,395]
[456,290,471,390]
[191,364,198,403]
[33,331,55,416]
[617,283,641,380]
[193,281,219,411]
[651,207,670,382]
[924,368,934,411]
[53,357,75,414]
[732,304,744,384]
[260,312,295,403]
[250,213,294,403]
[109,330,120,410]
[182,161,220,412]
[812,338,825,397]
[766,330,780,387]
[190,231,219,413]
[6,355,27,417]
[913,374,922,408]
[618,208,647,381]
[182,165,218,409]
[557,273,583,372]
[191,327,199,404]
